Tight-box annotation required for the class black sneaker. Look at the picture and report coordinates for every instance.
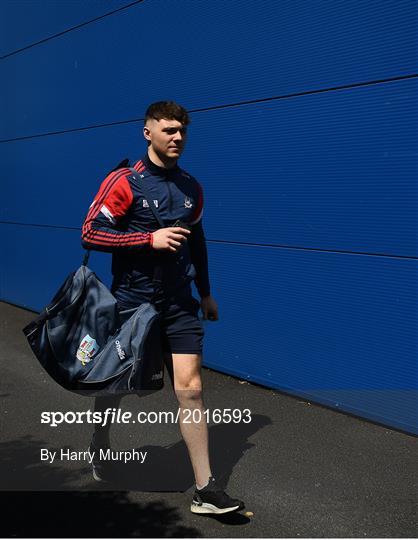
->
[88,435,113,482]
[190,477,245,515]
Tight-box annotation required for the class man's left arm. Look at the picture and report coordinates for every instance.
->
[188,220,218,321]
[188,182,218,321]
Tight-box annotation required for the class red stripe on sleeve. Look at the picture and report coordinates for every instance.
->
[82,169,152,248]
[82,168,130,236]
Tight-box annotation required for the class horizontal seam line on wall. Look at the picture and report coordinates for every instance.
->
[1,221,416,261]
[0,0,144,59]
[1,74,417,143]
[207,239,418,260]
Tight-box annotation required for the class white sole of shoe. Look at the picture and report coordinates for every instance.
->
[92,468,104,482]
[190,502,241,514]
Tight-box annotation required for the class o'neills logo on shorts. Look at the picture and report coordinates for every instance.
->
[151,371,163,381]
[77,334,99,366]
[115,340,126,360]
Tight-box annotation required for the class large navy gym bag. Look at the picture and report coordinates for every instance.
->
[22,264,164,396]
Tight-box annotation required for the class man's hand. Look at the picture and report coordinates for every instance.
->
[151,227,190,252]
[201,295,218,321]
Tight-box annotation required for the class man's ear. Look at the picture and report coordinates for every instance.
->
[143,125,151,142]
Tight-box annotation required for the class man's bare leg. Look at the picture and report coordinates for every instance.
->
[93,395,122,446]
[169,353,212,488]
[88,395,123,481]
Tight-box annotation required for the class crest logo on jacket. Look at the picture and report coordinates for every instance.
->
[77,334,99,365]
[184,197,193,209]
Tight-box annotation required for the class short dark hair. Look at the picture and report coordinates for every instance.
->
[144,101,190,126]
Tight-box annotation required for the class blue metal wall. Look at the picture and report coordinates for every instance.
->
[1,0,417,434]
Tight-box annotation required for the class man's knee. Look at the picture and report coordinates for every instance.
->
[174,376,203,404]
[171,353,203,403]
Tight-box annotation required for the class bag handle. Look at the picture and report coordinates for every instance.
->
[82,250,90,266]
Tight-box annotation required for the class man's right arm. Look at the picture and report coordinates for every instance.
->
[81,168,153,252]
[81,168,191,253]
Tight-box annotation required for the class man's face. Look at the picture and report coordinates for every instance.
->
[143,118,187,160]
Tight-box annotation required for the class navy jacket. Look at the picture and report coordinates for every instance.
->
[81,154,210,304]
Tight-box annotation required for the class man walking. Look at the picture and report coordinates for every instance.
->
[81,101,244,514]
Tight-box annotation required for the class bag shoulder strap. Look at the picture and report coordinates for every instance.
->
[127,167,165,229]
[82,158,131,267]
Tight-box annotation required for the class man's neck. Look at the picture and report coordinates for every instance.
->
[147,148,177,169]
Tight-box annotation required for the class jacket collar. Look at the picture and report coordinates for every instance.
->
[138,152,180,177]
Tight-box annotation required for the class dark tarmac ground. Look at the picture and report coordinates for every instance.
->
[0,301,417,538]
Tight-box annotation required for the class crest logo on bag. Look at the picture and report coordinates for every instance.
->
[184,197,193,209]
[77,334,99,365]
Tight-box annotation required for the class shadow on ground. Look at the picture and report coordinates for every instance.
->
[0,419,269,536]
[0,491,202,537]
[0,415,271,492]
[108,413,271,491]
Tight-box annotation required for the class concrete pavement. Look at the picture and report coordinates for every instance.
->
[1,301,416,538]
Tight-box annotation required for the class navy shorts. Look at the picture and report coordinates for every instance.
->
[158,294,204,355]
[113,284,204,355]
